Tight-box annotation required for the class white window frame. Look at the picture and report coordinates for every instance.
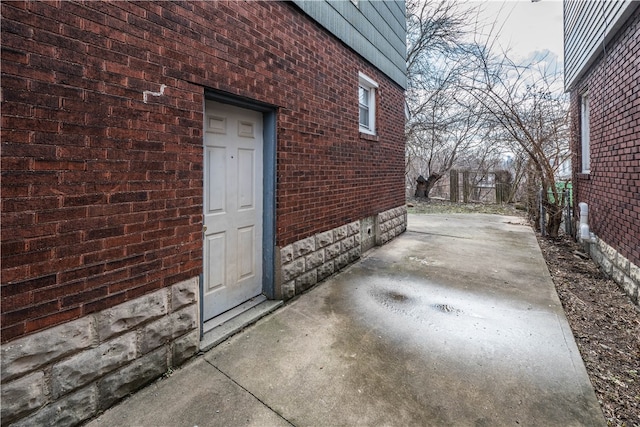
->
[358,72,378,135]
[580,92,590,173]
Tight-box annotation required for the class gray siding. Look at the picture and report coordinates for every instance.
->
[292,0,407,89]
[564,0,638,91]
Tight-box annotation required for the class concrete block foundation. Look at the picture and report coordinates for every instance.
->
[0,278,200,426]
[585,235,639,306]
[279,205,407,300]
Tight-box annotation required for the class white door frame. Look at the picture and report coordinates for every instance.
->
[200,91,277,331]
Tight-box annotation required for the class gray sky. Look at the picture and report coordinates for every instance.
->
[464,0,564,62]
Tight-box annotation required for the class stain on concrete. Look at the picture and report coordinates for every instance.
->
[91,214,605,427]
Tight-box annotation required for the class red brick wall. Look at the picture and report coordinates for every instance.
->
[570,6,640,267]
[1,1,405,341]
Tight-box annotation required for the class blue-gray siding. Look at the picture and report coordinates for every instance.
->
[564,0,638,91]
[292,0,407,89]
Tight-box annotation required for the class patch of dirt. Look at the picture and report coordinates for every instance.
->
[408,198,640,426]
[537,235,640,427]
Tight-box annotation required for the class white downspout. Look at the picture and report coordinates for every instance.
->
[578,202,595,243]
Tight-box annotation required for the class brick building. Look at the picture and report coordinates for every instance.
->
[0,1,407,425]
[564,0,639,305]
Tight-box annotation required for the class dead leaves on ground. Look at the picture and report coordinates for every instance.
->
[538,235,640,427]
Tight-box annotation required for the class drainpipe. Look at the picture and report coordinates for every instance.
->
[578,202,595,243]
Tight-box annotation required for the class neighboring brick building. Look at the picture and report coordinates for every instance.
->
[564,0,639,305]
[0,1,407,425]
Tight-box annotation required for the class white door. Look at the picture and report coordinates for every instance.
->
[203,101,263,321]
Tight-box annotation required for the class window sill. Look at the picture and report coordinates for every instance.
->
[359,132,379,142]
[577,173,591,180]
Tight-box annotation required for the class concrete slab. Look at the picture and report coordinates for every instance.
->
[200,299,284,352]
[88,214,605,427]
[206,214,603,426]
[86,358,291,427]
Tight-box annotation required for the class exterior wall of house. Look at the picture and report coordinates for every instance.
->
[1,1,406,424]
[568,5,640,305]
[291,0,406,88]
[564,0,637,91]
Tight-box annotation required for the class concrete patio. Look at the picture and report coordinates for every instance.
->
[87,213,604,427]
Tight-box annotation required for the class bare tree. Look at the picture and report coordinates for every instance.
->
[405,0,484,198]
[405,1,570,236]
[464,51,570,236]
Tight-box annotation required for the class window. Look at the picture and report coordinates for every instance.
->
[580,92,590,173]
[358,72,378,135]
